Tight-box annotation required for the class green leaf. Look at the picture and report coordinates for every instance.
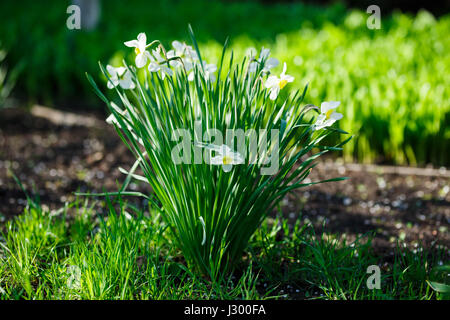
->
[427,281,450,293]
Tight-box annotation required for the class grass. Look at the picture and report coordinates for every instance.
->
[1,195,448,300]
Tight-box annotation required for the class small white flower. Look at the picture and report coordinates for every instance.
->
[167,40,199,69]
[171,40,186,56]
[148,48,173,80]
[249,47,279,73]
[167,41,185,68]
[172,40,198,60]
[204,144,244,172]
[188,62,216,82]
[182,43,199,61]
[313,101,343,130]
[106,65,135,90]
[164,40,201,81]
[106,104,144,146]
[264,62,294,100]
[124,32,152,68]
[166,49,183,68]
[202,62,217,82]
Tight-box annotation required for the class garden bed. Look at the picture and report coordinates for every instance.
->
[1,106,448,259]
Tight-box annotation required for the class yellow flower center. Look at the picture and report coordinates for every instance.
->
[222,155,233,165]
[325,109,334,119]
[279,79,288,89]
[135,47,141,55]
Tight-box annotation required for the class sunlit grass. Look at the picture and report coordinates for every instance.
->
[1,196,447,300]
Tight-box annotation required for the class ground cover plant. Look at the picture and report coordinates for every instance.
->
[0,194,448,300]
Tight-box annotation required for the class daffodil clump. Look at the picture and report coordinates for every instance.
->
[87,28,350,280]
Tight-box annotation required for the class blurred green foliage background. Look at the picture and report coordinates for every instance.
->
[0,0,448,166]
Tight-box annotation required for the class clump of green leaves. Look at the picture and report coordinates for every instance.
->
[87,27,349,280]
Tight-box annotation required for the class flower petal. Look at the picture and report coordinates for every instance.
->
[269,87,280,100]
[222,164,232,172]
[282,74,295,82]
[119,72,134,89]
[116,67,127,77]
[220,145,234,155]
[106,65,116,75]
[124,40,139,48]
[260,48,270,60]
[321,101,340,113]
[148,61,159,72]
[264,57,279,70]
[107,80,116,89]
[232,153,245,164]
[265,75,279,88]
[281,62,287,75]
[249,61,258,73]
[172,40,184,53]
[137,32,147,47]
[331,112,343,121]
[135,53,147,68]
[210,155,223,165]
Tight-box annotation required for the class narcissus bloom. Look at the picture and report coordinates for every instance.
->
[313,101,343,130]
[206,144,244,172]
[124,33,152,68]
[106,103,144,146]
[167,41,187,68]
[148,48,173,80]
[265,62,294,100]
[249,47,279,73]
[168,40,198,63]
[202,62,217,82]
[106,65,135,90]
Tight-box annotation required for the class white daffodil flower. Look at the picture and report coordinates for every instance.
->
[264,62,294,100]
[165,40,201,81]
[167,41,185,68]
[188,62,217,82]
[167,40,199,69]
[166,49,183,68]
[148,48,173,80]
[182,43,199,62]
[171,40,186,56]
[313,101,343,130]
[106,65,135,90]
[249,47,279,73]
[203,144,244,172]
[202,62,217,82]
[186,67,196,82]
[124,32,152,68]
[172,40,198,60]
[106,103,144,146]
